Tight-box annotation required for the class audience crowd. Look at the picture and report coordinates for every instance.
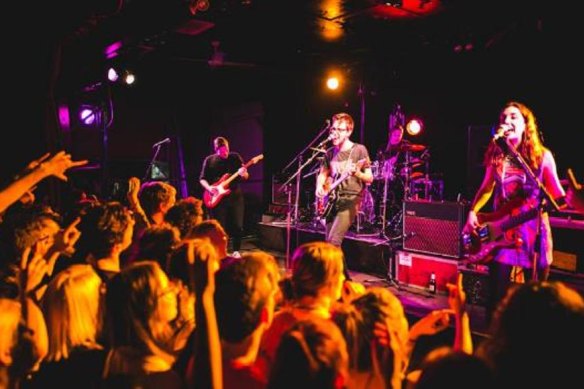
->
[0,150,583,389]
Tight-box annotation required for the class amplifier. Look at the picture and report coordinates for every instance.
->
[403,200,467,258]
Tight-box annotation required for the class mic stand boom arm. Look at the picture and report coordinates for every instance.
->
[281,121,331,173]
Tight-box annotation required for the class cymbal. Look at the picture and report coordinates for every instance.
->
[395,143,426,152]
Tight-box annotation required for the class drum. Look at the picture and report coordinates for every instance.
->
[370,160,383,180]
[371,159,396,181]
[357,187,376,224]
[382,159,396,181]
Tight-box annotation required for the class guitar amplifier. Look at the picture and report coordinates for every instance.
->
[403,200,468,258]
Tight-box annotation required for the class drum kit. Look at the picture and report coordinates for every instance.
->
[356,142,434,236]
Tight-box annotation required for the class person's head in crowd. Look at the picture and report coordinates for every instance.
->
[138,181,177,226]
[189,219,228,259]
[166,220,228,289]
[291,241,345,302]
[42,264,103,361]
[214,251,281,345]
[333,287,410,389]
[412,346,494,389]
[268,316,348,389]
[137,224,181,271]
[104,260,178,363]
[0,203,62,260]
[0,203,62,298]
[75,201,135,265]
[164,197,204,240]
[476,280,584,388]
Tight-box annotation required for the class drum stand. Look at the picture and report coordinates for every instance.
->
[375,164,402,289]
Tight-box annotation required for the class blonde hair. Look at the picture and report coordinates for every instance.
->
[42,264,103,361]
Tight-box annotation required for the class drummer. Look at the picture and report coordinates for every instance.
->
[376,124,407,180]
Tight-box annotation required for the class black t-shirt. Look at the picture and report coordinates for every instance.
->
[199,153,245,191]
[322,143,370,196]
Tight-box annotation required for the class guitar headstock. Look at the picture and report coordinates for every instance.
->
[252,154,264,164]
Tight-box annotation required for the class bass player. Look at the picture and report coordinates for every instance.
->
[462,101,566,324]
[315,112,373,280]
[199,136,249,254]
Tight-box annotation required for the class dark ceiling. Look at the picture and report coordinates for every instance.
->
[4,0,579,200]
[49,0,566,95]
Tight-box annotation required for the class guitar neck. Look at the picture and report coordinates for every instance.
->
[326,158,368,194]
[328,172,351,193]
[219,156,262,188]
[499,205,539,231]
[221,171,241,187]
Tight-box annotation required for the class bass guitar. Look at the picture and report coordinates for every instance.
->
[316,158,370,220]
[203,154,264,209]
[461,197,540,264]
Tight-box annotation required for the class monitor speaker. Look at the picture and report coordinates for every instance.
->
[403,200,467,258]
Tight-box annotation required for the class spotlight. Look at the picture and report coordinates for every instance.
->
[406,117,424,136]
[326,77,340,90]
[189,0,210,15]
[78,105,102,127]
[123,70,136,85]
[107,67,119,82]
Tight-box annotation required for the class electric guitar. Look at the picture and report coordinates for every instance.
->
[203,154,264,209]
[316,158,370,220]
[461,197,540,264]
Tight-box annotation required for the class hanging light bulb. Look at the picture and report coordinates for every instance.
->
[406,117,424,136]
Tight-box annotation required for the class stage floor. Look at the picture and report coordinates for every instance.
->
[245,220,584,342]
[242,222,491,339]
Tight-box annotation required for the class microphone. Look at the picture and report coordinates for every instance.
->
[152,137,171,148]
[493,124,511,141]
[317,132,335,148]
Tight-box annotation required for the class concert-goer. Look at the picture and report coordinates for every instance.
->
[199,136,249,254]
[462,101,566,323]
[315,113,373,279]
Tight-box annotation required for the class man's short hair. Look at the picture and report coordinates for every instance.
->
[213,136,229,151]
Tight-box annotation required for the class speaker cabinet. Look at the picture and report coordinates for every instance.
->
[403,200,467,258]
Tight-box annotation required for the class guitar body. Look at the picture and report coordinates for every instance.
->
[315,158,370,220]
[317,186,337,220]
[203,174,231,208]
[203,154,264,209]
[462,197,536,264]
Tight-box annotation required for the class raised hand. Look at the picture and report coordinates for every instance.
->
[39,151,88,181]
[20,245,49,296]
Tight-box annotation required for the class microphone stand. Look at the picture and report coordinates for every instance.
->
[143,143,164,182]
[279,121,331,269]
[496,137,561,280]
